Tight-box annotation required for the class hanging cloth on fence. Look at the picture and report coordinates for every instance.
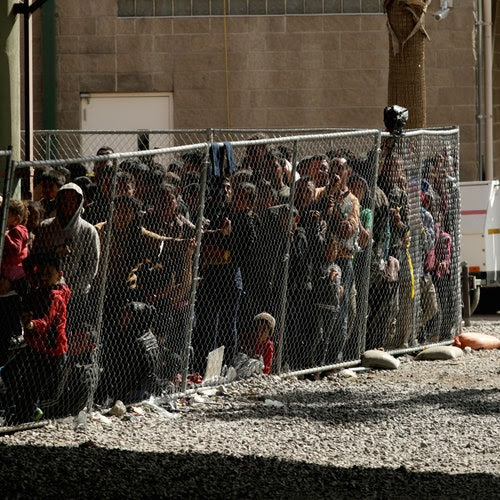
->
[209,142,237,180]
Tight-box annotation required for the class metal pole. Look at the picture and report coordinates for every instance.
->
[23,0,33,162]
[41,0,57,133]
[359,132,382,355]
[483,0,494,180]
[475,0,485,180]
[461,262,471,327]
[45,131,51,160]
[273,139,299,374]
[454,129,464,334]
[86,162,119,411]
[0,1,21,169]
[181,145,210,393]
[413,131,426,343]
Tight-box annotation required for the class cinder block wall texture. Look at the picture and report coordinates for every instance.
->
[30,1,486,179]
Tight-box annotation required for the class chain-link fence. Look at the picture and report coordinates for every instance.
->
[0,128,461,426]
[24,129,354,162]
[368,129,462,360]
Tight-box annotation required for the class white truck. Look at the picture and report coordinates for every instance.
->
[460,180,500,312]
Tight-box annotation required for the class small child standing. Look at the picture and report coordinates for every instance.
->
[0,199,29,366]
[1,253,71,423]
[253,312,275,375]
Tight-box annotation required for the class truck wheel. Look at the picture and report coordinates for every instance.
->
[469,287,480,314]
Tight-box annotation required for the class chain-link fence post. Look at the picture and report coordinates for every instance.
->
[87,158,120,412]
[452,129,463,337]
[461,261,471,327]
[273,139,299,374]
[358,132,382,356]
[44,132,51,160]
[180,144,210,393]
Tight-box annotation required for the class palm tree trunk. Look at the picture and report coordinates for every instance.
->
[385,0,431,128]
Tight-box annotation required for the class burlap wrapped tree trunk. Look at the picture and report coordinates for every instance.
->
[384,0,432,129]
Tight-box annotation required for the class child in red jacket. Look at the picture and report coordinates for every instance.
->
[22,253,71,357]
[1,253,71,423]
[253,312,275,375]
[0,199,29,366]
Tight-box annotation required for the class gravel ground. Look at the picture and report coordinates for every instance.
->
[0,318,499,499]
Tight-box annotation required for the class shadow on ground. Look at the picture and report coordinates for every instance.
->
[0,444,498,499]
[407,387,500,415]
[201,387,500,425]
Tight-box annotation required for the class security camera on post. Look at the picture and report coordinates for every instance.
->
[433,0,453,21]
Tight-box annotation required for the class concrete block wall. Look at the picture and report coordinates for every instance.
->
[28,1,480,178]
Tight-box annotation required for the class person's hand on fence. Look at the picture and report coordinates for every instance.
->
[438,261,448,274]
[185,238,196,259]
[220,217,231,236]
[329,266,340,281]
[310,210,321,222]
[201,218,211,231]
[390,207,403,228]
[358,225,371,249]
[20,311,33,329]
[327,173,342,195]
[55,242,72,259]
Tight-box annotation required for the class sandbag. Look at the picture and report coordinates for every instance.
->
[454,332,500,350]
[361,350,400,370]
[415,345,463,361]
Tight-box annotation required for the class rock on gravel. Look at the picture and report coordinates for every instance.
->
[0,319,499,499]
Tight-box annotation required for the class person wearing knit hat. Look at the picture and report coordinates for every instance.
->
[253,312,275,374]
[254,312,275,332]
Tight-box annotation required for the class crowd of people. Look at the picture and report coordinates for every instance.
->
[0,135,460,421]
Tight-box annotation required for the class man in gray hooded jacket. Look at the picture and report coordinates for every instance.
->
[31,183,101,328]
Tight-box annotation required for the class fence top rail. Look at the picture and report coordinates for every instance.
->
[0,150,12,156]
[28,126,459,136]
[14,142,210,169]
[222,129,382,149]
[213,127,357,133]
[381,126,459,138]
[28,127,358,135]
[29,129,210,135]
[16,130,384,168]
[16,127,459,168]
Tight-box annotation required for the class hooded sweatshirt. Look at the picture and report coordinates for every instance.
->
[32,183,100,295]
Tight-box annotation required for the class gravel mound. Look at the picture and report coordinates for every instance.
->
[1,319,499,498]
